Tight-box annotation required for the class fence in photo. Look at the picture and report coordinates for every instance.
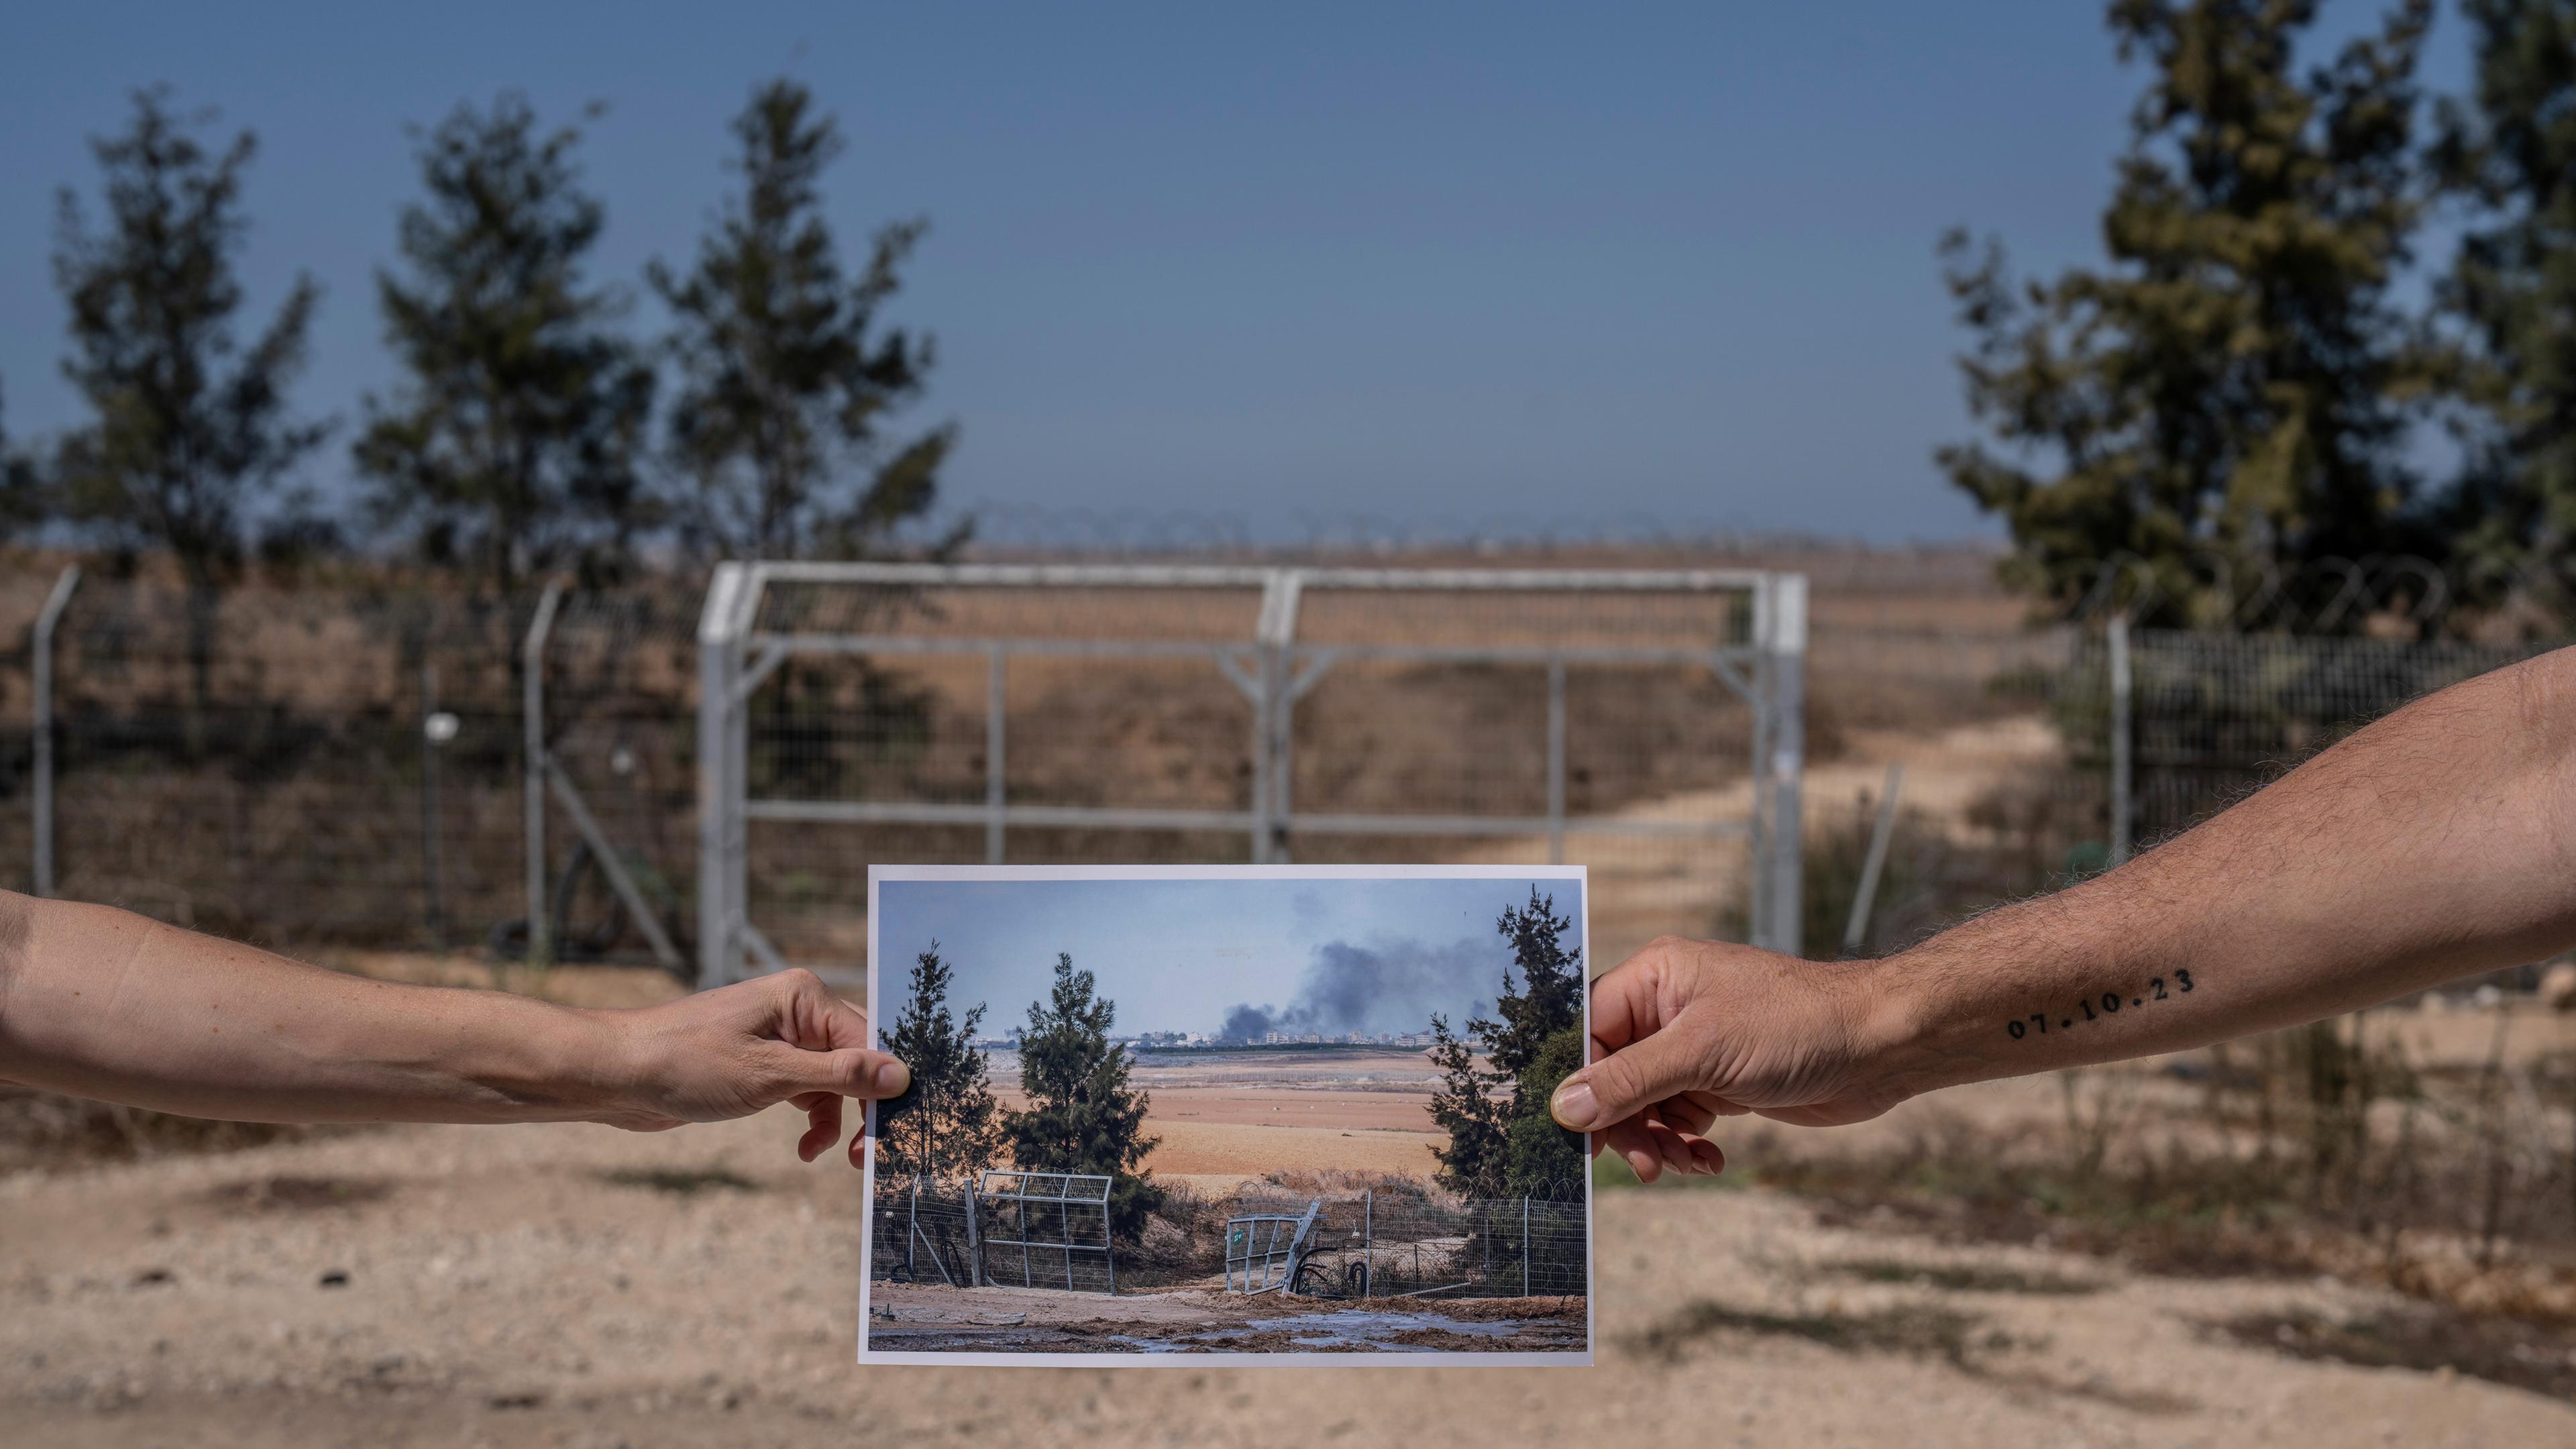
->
[869,1174,1587,1301]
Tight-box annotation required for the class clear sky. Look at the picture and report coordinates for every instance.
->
[875,873,1585,1038]
[0,3,2469,545]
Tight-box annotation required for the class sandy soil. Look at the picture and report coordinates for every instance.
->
[7,1100,2573,1448]
[867,1282,1586,1354]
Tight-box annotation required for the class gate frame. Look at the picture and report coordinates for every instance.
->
[971,1169,1118,1295]
[694,561,1807,987]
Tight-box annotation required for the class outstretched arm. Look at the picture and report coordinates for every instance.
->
[0,894,908,1167]
[1555,643,2576,1182]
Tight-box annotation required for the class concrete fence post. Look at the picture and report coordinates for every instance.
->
[30,565,80,898]
[1521,1196,1532,1297]
[521,580,566,966]
[1764,574,1809,956]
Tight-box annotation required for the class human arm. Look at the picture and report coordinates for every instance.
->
[1553,643,2576,1182]
[0,893,908,1167]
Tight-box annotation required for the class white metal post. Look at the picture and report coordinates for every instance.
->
[1546,657,1566,865]
[30,565,80,898]
[985,645,1007,864]
[697,565,750,989]
[522,580,565,965]
[2108,614,2133,866]
[1765,574,1808,957]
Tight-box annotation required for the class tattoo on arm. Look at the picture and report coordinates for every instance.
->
[2004,967,2196,1041]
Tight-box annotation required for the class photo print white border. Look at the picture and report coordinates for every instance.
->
[856,863,1595,1368]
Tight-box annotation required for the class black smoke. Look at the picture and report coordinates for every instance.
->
[1217,936,1497,1042]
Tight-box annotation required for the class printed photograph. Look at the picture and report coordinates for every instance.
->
[859,866,1593,1364]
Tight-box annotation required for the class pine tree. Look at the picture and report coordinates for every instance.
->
[1003,953,1162,1240]
[354,93,655,592]
[1428,886,1587,1198]
[2427,0,2576,612]
[0,382,47,542]
[876,943,1004,1180]
[651,78,956,559]
[1938,1,2434,629]
[50,88,325,731]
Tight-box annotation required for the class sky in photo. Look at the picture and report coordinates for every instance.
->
[0,3,2470,543]
[873,873,1586,1040]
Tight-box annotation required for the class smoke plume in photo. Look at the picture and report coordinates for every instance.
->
[1217,937,1496,1042]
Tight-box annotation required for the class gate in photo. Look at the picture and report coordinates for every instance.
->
[973,1170,1117,1295]
[694,562,1810,983]
[1224,1199,1322,1294]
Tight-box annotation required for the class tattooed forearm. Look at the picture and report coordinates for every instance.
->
[2003,967,2198,1042]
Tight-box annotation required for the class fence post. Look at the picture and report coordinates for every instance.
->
[30,564,80,898]
[985,645,1007,864]
[1764,574,1809,956]
[522,580,565,966]
[908,1175,921,1276]
[2108,614,2133,867]
[420,661,445,947]
[1522,1196,1531,1297]
[1546,657,1566,864]
[696,565,749,989]
[963,1182,983,1288]
[1362,1189,1373,1299]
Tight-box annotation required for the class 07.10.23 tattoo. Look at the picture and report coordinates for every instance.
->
[2005,969,2196,1040]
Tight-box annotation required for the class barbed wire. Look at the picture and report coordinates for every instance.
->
[2066,549,2576,635]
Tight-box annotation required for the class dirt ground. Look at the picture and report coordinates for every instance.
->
[9,1094,2575,1448]
[867,1281,1587,1355]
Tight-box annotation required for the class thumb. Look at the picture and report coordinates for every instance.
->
[1550,1027,1706,1132]
[764,1043,911,1102]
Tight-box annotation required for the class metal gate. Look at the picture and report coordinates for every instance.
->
[1224,1199,1321,1294]
[694,562,1809,984]
[972,1169,1117,1295]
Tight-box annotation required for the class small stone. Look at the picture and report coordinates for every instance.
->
[317,1269,350,1289]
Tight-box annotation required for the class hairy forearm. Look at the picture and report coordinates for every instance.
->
[1870,645,2576,1097]
[0,894,628,1125]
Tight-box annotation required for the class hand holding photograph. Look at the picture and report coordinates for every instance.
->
[859,865,1593,1365]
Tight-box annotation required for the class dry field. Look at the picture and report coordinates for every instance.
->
[991,1047,1455,1187]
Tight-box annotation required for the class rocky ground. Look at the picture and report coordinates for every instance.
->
[6,1100,2573,1448]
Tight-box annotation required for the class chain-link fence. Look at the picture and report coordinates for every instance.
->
[869,1173,1587,1301]
[8,553,2569,978]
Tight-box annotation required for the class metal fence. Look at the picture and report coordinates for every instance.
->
[695,561,1812,983]
[871,1175,1587,1301]
[10,552,2567,980]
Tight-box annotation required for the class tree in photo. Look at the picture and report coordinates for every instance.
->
[2426,0,2576,614]
[355,93,655,592]
[651,78,957,560]
[876,943,1004,1180]
[1937,0,2434,629]
[1428,885,1587,1198]
[1003,953,1162,1241]
[50,88,327,734]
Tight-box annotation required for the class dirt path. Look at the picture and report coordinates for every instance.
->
[5,1104,2570,1447]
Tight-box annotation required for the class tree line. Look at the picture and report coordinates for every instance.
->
[1945,0,2576,632]
[0,77,951,601]
[879,885,1588,1246]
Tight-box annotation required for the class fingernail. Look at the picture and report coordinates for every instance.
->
[871,1060,911,1096]
[1550,1078,1601,1131]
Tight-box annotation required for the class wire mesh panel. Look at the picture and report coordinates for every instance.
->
[36,576,538,947]
[2125,631,2553,846]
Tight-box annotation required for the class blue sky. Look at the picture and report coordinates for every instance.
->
[874,873,1584,1038]
[0,3,2470,543]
